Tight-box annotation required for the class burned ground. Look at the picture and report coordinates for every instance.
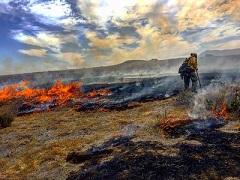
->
[67,119,240,180]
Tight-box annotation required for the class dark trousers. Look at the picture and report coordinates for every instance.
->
[184,72,198,92]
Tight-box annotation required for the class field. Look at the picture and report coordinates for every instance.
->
[0,94,239,179]
[0,73,240,179]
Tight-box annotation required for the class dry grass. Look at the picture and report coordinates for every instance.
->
[0,94,237,179]
[175,90,195,106]
[155,105,190,131]
[0,97,186,179]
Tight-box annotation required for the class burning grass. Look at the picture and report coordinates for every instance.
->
[0,80,111,115]
[205,84,240,119]
[189,83,240,120]
[155,105,190,132]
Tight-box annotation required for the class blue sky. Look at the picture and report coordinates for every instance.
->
[0,0,239,75]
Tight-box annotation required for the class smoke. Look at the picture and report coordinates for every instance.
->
[199,55,240,73]
[0,57,71,76]
[188,78,240,119]
[188,83,223,119]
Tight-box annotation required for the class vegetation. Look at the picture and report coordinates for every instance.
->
[175,90,194,106]
[0,103,16,128]
[204,85,240,117]
[0,113,14,128]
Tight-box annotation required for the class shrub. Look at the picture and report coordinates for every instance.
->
[229,89,240,113]
[0,103,17,128]
[0,112,14,128]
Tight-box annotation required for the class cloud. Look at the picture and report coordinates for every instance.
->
[0,0,12,13]
[175,0,240,31]
[86,25,197,65]
[77,0,138,25]
[201,23,240,43]
[1,0,240,75]
[213,0,240,21]
[13,32,63,52]
[27,0,71,26]
[215,39,240,50]
[86,31,136,49]
[19,48,47,57]
[59,52,85,66]
[13,31,79,53]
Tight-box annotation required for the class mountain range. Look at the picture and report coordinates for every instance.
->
[0,48,239,85]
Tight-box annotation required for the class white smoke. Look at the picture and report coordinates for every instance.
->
[188,80,240,119]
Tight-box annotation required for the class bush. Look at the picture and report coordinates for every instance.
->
[229,89,240,113]
[0,103,17,128]
[0,112,14,128]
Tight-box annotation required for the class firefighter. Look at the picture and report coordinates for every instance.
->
[178,53,198,92]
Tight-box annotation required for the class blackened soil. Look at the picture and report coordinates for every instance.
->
[67,120,240,180]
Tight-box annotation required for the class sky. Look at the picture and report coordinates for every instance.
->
[0,0,239,75]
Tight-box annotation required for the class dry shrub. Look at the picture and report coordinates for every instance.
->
[229,88,240,114]
[0,103,17,128]
[0,113,14,128]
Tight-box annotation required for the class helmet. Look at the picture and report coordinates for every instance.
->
[191,53,197,58]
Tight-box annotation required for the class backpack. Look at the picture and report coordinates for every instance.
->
[178,58,193,75]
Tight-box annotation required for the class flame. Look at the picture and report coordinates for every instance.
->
[0,80,111,107]
[212,102,229,119]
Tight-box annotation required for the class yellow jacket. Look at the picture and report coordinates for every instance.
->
[187,56,198,71]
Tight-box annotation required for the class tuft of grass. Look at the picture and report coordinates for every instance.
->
[175,90,194,106]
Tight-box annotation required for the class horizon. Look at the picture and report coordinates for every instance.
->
[0,0,239,75]
[0,47,239,77]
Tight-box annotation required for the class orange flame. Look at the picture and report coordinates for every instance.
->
[212,102,229,119]
[0,80,111,106]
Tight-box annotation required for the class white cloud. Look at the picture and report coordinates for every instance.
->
[25,0,85,28]
[28,0,71,20]
[201,23,240,43]
[13,31,79,53]
[19,49,47,57]
[77,0,158,25]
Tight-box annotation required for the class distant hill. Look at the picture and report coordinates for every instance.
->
[0,49,239,85]
[200,48,240,57]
